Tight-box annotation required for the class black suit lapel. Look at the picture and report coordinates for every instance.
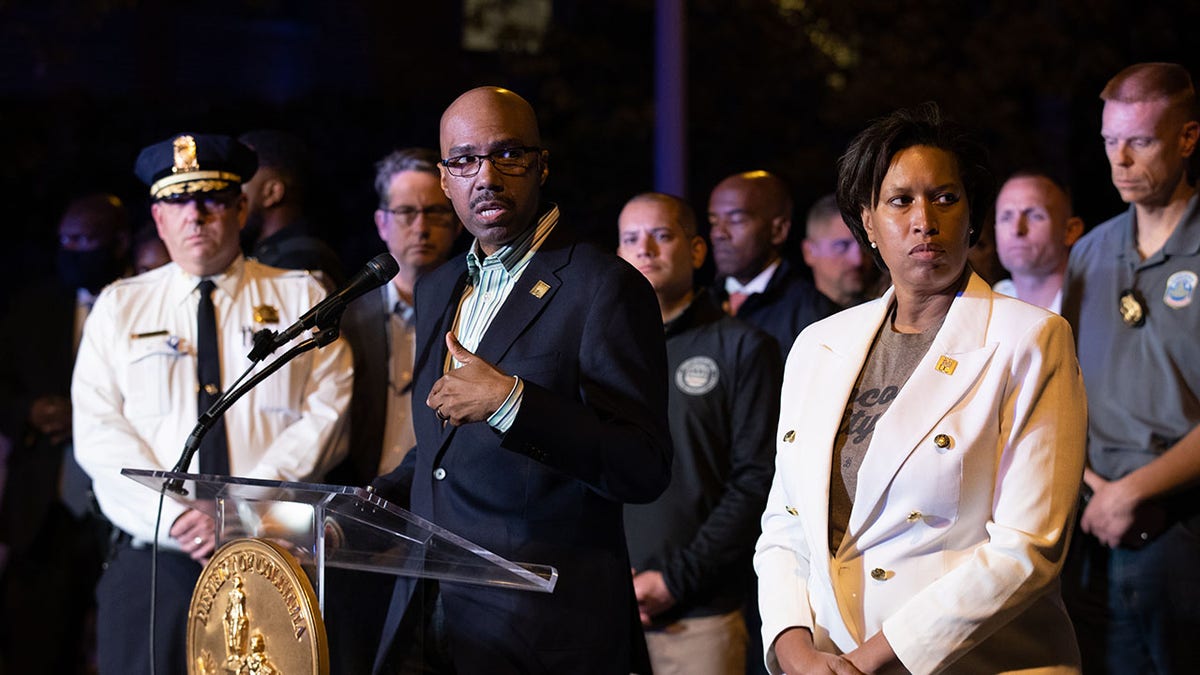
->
[473,231,571,365]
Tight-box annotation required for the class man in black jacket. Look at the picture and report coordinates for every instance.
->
[619,192,781,675]
[707,171,837,361]
[371,86,671,675]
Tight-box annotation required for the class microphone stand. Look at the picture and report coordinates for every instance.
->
[162,323,342,495]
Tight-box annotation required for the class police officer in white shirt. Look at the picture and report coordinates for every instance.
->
[72,133,353,675]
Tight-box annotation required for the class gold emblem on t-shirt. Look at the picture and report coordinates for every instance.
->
[188,538,328,675]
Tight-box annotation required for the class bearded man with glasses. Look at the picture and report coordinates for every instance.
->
[369,87,671,675]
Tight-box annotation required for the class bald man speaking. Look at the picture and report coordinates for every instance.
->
[370,87,671,674]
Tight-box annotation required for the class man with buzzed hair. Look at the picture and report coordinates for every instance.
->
[370,87,671,674]
[993,171,1083,312]
[801,193,874,308]
[1062,61,1200,673]
[618,192,779,675]
[708,171,836,361]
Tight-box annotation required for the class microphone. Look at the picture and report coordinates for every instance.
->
[264,253,399,354]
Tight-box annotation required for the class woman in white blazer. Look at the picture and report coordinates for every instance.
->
[755,104,1086,675]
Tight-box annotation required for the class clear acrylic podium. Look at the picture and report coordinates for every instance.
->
[122,469,558,612]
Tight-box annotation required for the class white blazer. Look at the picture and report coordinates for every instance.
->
[755,273,1086,674]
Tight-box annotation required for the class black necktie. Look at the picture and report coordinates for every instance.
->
[196,279,230,475]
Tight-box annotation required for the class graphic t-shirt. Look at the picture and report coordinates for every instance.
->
[828,311,943,554]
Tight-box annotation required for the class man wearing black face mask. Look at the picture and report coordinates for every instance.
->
[56,194,133,295]
[0,192,129,674]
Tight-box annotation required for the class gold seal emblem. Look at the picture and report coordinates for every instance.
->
[173,135,201,174]
[188,538,328,675]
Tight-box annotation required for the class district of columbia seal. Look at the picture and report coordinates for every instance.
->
[188,538,328,675]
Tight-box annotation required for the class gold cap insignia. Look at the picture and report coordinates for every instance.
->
[530,280,551,298]
[172,135,200,174]
[253,305,280,324]
[935,355,957,375]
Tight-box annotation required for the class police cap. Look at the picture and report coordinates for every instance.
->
[134,133,258,200]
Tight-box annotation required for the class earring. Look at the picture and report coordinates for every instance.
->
[869,241,877,249]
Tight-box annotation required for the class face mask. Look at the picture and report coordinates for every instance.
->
[57,248,123,293]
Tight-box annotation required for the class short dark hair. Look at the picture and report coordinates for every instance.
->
[237,129,312,195]
[374,148,441,206]
[835,102,994,269]
[625,192,699,238]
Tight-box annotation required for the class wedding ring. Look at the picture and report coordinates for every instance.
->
[194,536,204,546]
[435,405,449,421]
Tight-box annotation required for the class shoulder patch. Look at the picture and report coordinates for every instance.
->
[1164,270,1197,309]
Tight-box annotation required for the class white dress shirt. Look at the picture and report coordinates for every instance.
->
[992,278,1063,314]
[723,259,780,296]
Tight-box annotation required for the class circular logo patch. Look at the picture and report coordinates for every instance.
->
[1163,270,1197,309]
[675,355,720,395]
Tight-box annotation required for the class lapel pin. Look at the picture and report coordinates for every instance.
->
[530,280,551,298]
[782,430,795,443]
[935,355,957,376]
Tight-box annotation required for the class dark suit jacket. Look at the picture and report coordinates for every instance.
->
[371,223,672,674]
[719,258,838,363]
[325,285,390,486]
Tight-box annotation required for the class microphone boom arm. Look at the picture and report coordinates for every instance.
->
[163,324,342,494]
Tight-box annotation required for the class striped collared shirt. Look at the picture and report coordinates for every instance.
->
[451,205,559,431]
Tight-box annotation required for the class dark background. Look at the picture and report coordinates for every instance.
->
[3,0,1198,297]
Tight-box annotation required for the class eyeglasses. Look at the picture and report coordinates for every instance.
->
[440,146,542,178]
[382,205,456,226]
